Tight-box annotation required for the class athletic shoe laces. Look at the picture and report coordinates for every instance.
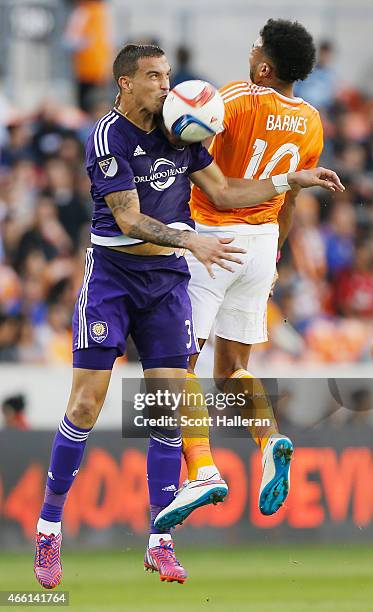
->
[37,534,54,567]
[157,539,181,567]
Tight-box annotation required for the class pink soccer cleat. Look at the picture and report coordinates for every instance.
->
[34,532,62,589]
[144,538,188,583]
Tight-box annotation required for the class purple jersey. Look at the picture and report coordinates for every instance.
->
[86,109,213,247]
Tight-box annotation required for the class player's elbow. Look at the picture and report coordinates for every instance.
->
[210,189,232,211]
[120,218,138,236]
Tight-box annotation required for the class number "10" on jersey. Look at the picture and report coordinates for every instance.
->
[244,138,300,180]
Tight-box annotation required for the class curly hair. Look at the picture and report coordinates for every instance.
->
[260,19,316,83]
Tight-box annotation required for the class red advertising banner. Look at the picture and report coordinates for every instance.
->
[0,430,372,547]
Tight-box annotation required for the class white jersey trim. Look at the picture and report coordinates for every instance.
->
[103,114,120,155]
[221,84,273,100]
[221,81,249,95]
[94,112,113,157]
[223,90,273,104]
[90,222,196,247]
[77,248,94,349]
[222,85,307,107]
[221,84,250,99]
[221,82,273,98]
[93,111,120,157]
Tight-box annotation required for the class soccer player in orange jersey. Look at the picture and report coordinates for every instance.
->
[155,19,326,531]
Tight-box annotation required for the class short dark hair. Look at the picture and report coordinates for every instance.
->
[260,19,316,83]
[113,44,165,84]
[2,394,25,413]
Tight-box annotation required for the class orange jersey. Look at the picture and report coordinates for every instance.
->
[190,81,324,226]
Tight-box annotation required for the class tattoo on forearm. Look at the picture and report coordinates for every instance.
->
[128,216,192,248]
[105,191,192,249]
[105,190,139,216]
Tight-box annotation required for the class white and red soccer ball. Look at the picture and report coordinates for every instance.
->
[162,80,225,143]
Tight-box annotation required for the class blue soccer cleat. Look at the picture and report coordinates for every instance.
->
[259,435,293,515]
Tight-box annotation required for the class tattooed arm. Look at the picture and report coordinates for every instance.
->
[105,189,194,248]
[104,190,245,277]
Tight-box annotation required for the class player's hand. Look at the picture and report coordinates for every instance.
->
[187,235,246,278]
[288,167,345,192]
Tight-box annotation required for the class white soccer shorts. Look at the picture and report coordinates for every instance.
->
[186,224,279,345]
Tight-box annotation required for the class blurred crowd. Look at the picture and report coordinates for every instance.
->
[0,34,373,366]
[255,41,373,366]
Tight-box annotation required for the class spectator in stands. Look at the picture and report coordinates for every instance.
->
[64,0,114,111]
[31,103,71,164]
[15,195,73,268]
[18,318,44,364]
[171,46,203,88]
[0,263,21,312]
[332,240,373,318]
[43,157,88,247]
[1,123,33,168]
[322,202,356,280]
[0,314,22,362]
[38,302,72,364]
[295,40,338,112]
[77,93,112,144]
[290,191,327,281]
[1,394,30,430]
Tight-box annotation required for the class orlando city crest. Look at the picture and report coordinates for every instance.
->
[90,321,108,343]
[98,156,118,177]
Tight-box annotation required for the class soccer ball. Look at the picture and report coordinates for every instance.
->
[162,80,225,143]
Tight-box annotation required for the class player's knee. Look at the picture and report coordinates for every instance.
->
[68,393,100,428]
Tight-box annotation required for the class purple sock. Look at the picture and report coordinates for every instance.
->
[150,504,165,534]
[147,429,181,534]
[40,414,92,523]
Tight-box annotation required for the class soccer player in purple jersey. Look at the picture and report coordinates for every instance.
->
[33,43,344,588]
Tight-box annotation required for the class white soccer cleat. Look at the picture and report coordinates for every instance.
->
[259,435,293,515]
[154,475,228,531]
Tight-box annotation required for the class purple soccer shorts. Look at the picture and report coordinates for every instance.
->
[72,246,199,369]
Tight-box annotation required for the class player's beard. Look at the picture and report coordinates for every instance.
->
[154,102,164,117]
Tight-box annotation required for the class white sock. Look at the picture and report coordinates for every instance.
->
[196,465,220,481]
[37,518,61,536]
[148,533,170,548]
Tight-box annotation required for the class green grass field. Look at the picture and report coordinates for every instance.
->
[1,545,373,612]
